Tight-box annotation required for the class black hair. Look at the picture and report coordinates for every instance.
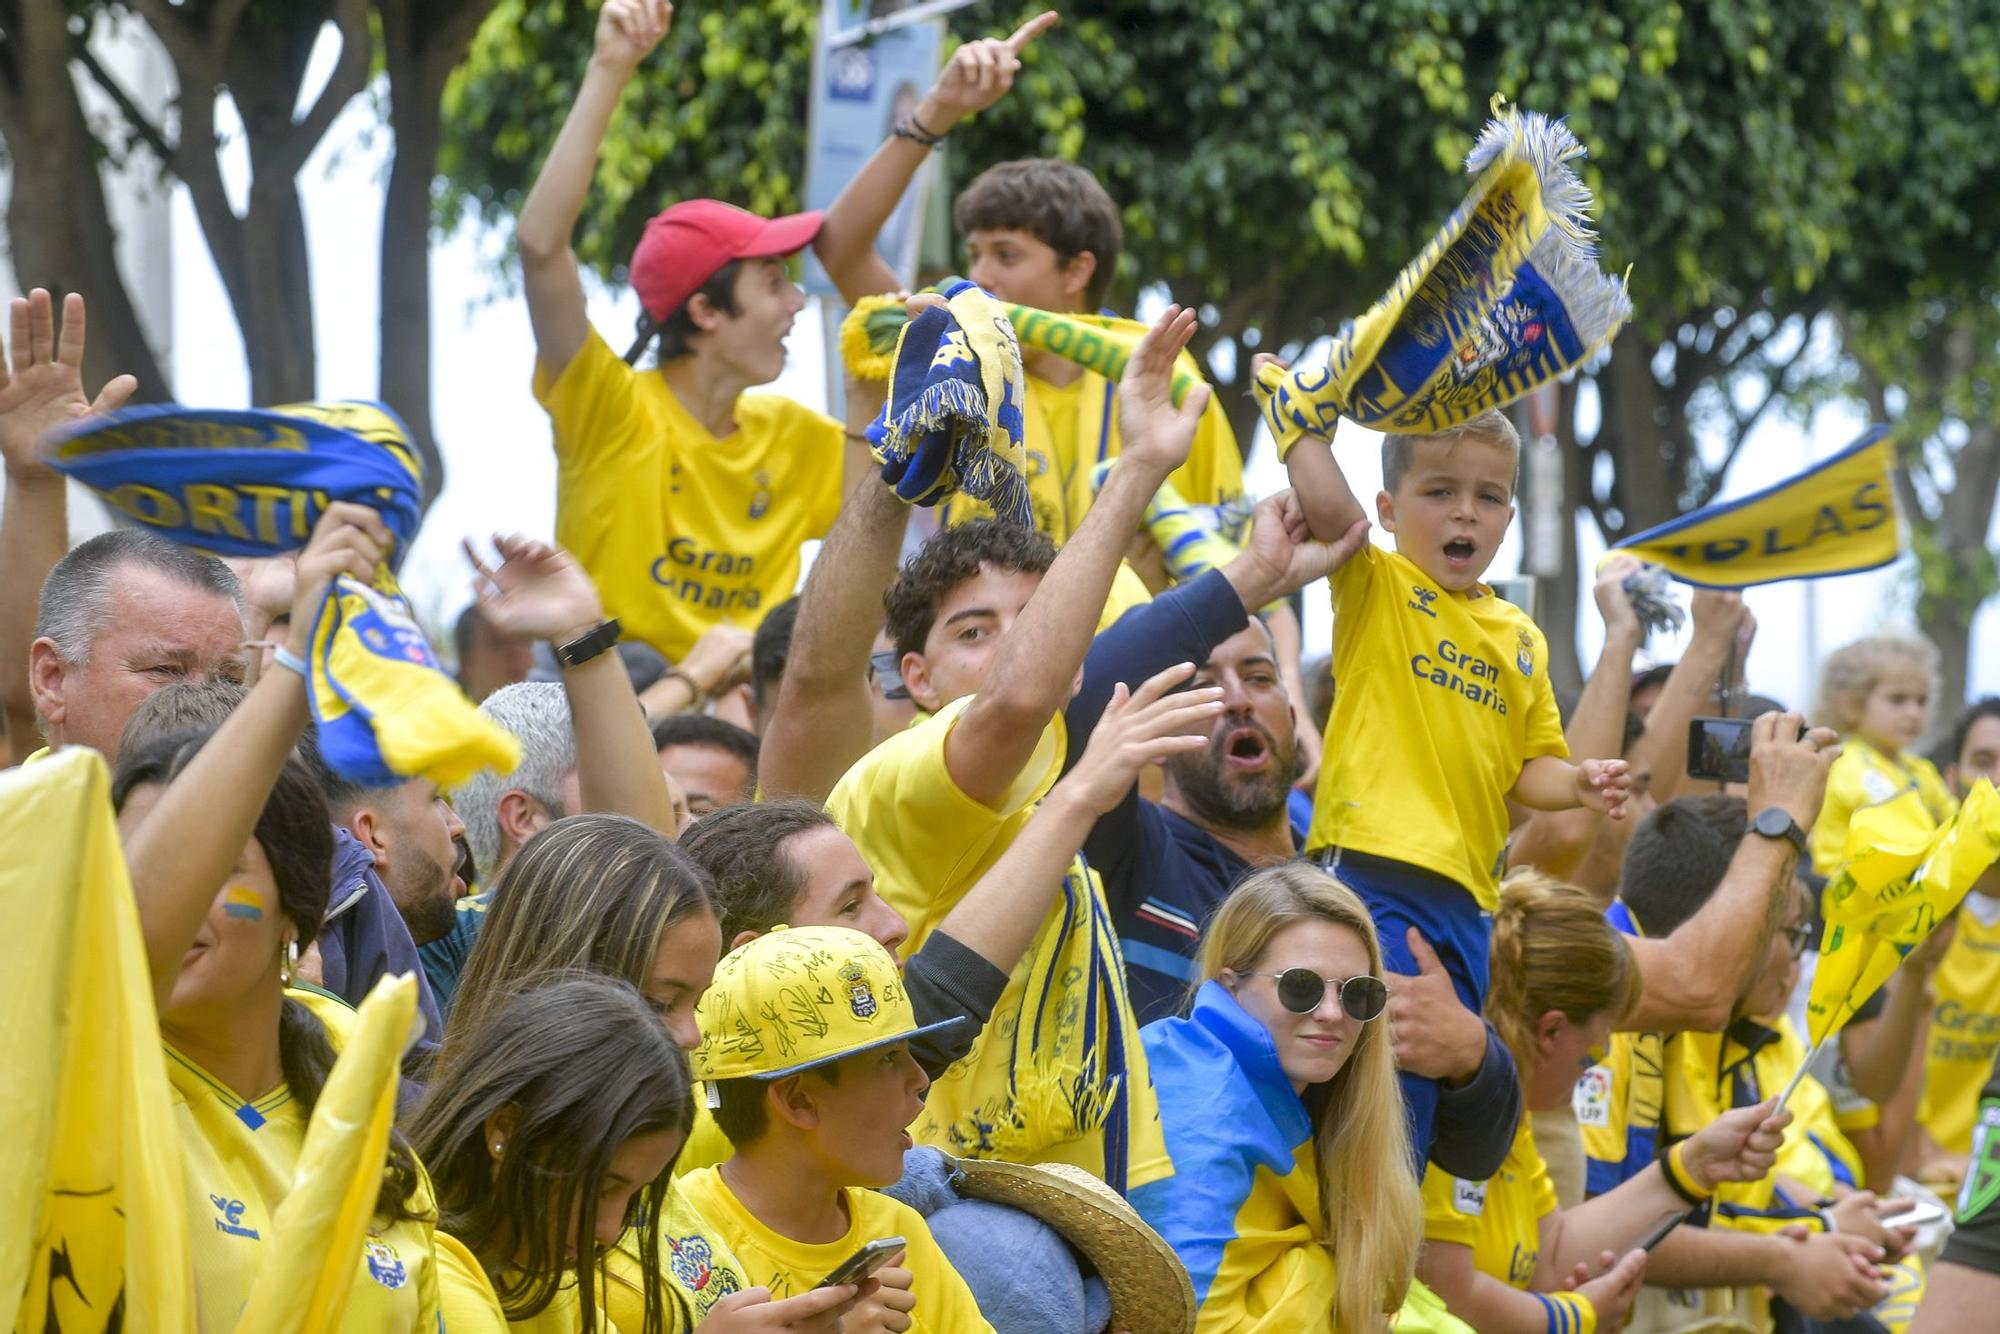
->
[648,714,761,783]
[1619,794,1748,936]
[627,260,745,365]
[1950,698,2000,771]
[882,519,1056,662]
[410,974,696,1334]
[1622,710,1646,755]
[110,725,424,1224]
[750,596,801,719]
[679,800,836,945]
[1631,663,1676,696]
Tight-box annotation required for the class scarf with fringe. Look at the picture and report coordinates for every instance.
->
[1255,100,1633,453]
[867,278,1032,525]
[43,400,425,571]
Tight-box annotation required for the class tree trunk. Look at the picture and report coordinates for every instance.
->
[1538,382,1585,699]
[237,178,319,404]
[1919,416,2000,736]
[0,3,170,398]
[374,0,499,509]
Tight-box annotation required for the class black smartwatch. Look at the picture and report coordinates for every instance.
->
[553,618,621,669]
[1750,806,1807,856]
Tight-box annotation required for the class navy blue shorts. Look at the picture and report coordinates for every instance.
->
[1320,847,1492,1164]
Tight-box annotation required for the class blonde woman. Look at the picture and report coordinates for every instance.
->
[1132,864,1421,1332]
[1416,871,1792,1332]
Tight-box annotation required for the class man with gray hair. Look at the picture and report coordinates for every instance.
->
[19,528,246,763]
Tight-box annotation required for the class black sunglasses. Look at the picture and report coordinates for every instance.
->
[1784,921,1816,959]
[1246,968,1390,1022]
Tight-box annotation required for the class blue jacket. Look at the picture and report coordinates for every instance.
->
[319,826,442,1075]
[1134,981,1341,1330]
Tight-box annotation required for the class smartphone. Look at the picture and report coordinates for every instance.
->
[1687,716,1756,784]
[816,1236,905,1289]
[1879,1199,1951,1230]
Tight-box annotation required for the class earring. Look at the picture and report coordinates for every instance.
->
[490,1139,505,1157]
[280,939,298,987]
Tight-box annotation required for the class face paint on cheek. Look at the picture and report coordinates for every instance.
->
[222,884,268,922]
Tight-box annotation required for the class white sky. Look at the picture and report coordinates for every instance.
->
[18,29,1997,719]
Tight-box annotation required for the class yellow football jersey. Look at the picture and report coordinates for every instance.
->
[535,330,846,662]
[1922,894,2000,1153]
[1810,737,1956,877]
[1422,1113,1555,1291]
[674,1167,992,1332]
[1307,543,1567,908]
[942,365,1244,543]
[434,1231,613,1332]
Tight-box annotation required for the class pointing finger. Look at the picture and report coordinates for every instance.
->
[1005,10,1060,52]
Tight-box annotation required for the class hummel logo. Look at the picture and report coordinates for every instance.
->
[1408,585,1439,617]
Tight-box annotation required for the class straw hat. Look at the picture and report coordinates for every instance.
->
[950,1157,1195,1334]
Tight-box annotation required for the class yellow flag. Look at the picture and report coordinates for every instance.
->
[1806,782,2000,1046]
[232,973,418,1334]
[1,748,194,1333]
[1616,427,1901,589]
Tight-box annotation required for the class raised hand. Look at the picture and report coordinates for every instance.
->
[594,0,672,72]
[0,289,137,478]
[1594,552,1643,643]
[1058,662,1223,815]
[1681,1098,1791,1188]
[1115,305,1210,477]
[464,534,606,647]
[677,622,755,696]
[1747,710,1840,832]
[924,11,1059,124]
[286,502,393,652]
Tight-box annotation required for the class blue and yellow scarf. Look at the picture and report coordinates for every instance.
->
[1255,102,1633,451]
[868,278,1031,525]
[44,400,425,570]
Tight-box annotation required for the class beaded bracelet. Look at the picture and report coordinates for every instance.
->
[892,111,947,148]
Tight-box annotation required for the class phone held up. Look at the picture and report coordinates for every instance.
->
[816,1236,904,1290]
[1687,715,1806,785]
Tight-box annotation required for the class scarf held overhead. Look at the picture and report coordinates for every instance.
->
[43,400,426,571]
[309,573,520,789]
[1255,102,1633,451]
[866,278,1032,525]
[1614,426,1902,588]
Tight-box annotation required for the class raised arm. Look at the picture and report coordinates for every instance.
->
[1631,589,1747,806]
[940,663,1217,970]
[466,535,675,837]
[1508,557,1642,877]
[125,505,386,1009]
[945,306,1206,807]
[0,290,137,762]
[814,11,1059,305]
[518,0,672,378]
[1621,711,1837,1033]
[1256,352,1366,541]
[758,375,907,802]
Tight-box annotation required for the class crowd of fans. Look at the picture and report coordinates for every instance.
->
[6,3,1999,1331]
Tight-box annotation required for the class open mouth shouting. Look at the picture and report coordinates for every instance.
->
[1222,724,1273,772]
[1442,536,1478,569]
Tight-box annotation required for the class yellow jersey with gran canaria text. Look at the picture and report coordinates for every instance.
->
[1307,544,1566,908]
[825,698,1170,1193]
[1421,1112,1555,1291]
[534,330,846,662]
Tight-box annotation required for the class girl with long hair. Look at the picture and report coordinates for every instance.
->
[114,503,438,1328]
[411,973,696,1333]
[1132,863,1420,1332]
[443,812,860,1331]
[1415,870,1790,1331]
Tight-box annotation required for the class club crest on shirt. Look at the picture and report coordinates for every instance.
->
[1453,1177,1487,1216]
[209,1194,260,1239]
[1515,626,1536,677]
[668,1233,742,1314]
[748,469,773,520]
[1575,1064,1614,1129]
[364,1240,408,1289]
[841,960,878,1019]
[1408,585,1439,618]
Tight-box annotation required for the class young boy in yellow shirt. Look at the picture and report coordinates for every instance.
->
[680,925,994,1333]
[1280,401,1631,1161]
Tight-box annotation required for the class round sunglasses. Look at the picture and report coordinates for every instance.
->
[1245,968,1390,1022]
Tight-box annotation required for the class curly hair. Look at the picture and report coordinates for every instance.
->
[1812,632,1939,735]
[881,519,1056,662]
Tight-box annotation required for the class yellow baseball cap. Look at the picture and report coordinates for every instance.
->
[691,925,967,1082]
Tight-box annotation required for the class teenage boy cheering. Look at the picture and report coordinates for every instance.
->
[520,0,1054,661]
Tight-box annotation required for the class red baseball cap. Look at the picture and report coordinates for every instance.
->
[628,200,824,323]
